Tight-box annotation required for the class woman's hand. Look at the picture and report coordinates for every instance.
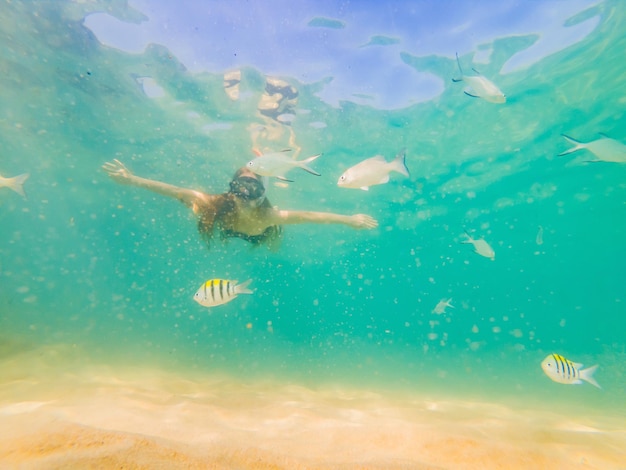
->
[102,159,134,184]
[349,214,378,229]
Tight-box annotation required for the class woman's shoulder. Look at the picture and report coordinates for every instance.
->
[192,191,227,214]
[260,205,284,224]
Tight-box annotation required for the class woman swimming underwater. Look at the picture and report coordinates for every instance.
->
[102,159,378,250]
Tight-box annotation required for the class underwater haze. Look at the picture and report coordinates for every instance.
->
[1,0,626,468]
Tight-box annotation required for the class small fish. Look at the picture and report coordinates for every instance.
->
[0,173,29,198]
[246,150,321,180]
[276,113,296,123]
[452,53,506,104]
[337,150,409,190]
[462,231,495,260]
[193,279,253,307]
[558,134,626,163]
[541,354,600,388]
[433,298,454,315]
[536,226,544,246]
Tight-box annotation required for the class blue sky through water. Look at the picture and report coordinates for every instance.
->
[84,0,601,109]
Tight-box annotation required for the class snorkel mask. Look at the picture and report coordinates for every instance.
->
[229,175,266,204]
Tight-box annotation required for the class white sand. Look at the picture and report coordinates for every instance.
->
[1,345,625,469]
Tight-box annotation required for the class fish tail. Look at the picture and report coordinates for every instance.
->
[5,173,29,198]
[235,279,254,295]
[580,364,601,389]
[298,153,322,176]
[558,134,586,156]
[461,230,473,243]
[391,149,410,177]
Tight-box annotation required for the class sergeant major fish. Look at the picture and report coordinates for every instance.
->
[558,134,626,163]
[541,353,600,388]
[194,279,253,307]
[337,150,409,190]
[462,231,495,260]
[247,150,321,181]
[0,173,29,198]
[452,53,506,104]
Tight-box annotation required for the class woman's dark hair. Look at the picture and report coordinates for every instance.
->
[197,168,282,250]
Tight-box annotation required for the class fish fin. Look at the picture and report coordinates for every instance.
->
[558,134,586,156]
[360,186,370,191]
[378,174,390,184]
[252,148,263,157]
[5,173,29,198]
[391,149,410,177]
[461,230,473,243]
[580,365,601,389]
[300,167,321,176]
[455,52,464,76]
[280,148,292,153]
[298,153,322,176]
[235,279,254,295]
[464,91,479,98]
[451,78,463,83]
[598,132,611,139]
[472,67,482,75]
[275,175,294,182]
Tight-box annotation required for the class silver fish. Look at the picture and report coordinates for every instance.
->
[247,150,321,180]
[337,150,409,191]
[536,226,544,246]
[433,298,454,315]
[559,134,626,163]
[462,231,495,260]
[452,53,505,104]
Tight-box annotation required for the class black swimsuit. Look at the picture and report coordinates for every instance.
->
[221,226,279,245]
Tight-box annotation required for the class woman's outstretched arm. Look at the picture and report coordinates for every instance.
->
[273,209,378,230]
[102,159,208,209]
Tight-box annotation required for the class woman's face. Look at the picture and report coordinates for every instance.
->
[229,175,266,207]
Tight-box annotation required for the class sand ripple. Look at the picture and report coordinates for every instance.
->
[1,346,625,469]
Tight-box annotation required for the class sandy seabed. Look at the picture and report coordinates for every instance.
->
[1,346,625,470]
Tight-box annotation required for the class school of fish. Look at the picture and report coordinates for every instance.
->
[5,49,614,392]
[237,52,614,389]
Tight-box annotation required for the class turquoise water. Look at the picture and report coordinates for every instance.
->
[1,1,626,467]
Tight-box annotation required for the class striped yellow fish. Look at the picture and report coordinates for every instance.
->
[193,279,253,307]
[541,354,600,388]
